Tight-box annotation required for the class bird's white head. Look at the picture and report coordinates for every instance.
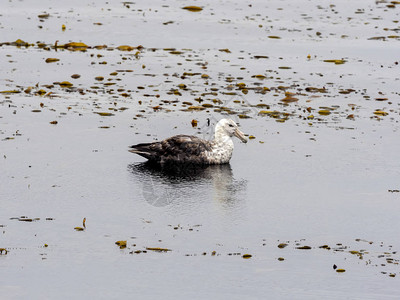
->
[215,118,248,143]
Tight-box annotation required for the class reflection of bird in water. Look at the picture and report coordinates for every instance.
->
[128,163,246,207]
[128,161,232,182]
[129,119,247,165]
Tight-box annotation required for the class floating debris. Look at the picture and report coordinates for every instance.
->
[0,90,21,94]
[11,39,31,47]
[323,59,346,65]
[38,13,50,19]
[318,109,331,116]
[319,245,331,250]
[14,216,40,222]
[74,217,86,231]
[336,269,346,273]
[36,89,47,96]
[63,42,89,50]
[116,241,127,249]
[182,6,203,12]
[146,247,171,252]
[45,58,60,63]
[95,112,114,117]
[117,45,136,51]
[296,246,312,250]
[59,81,73,88]
[373,110,388,116]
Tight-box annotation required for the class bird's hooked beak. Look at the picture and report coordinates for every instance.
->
[234,128,248,143]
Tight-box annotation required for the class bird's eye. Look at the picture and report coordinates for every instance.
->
[228,124,234,127]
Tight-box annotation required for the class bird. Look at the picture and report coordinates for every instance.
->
[129,118,247,165]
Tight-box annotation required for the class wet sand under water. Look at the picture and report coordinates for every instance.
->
[1,0,400,299]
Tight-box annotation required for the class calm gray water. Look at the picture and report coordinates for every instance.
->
[1,0,400,299]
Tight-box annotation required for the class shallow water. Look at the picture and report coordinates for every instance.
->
[1,0,400,299]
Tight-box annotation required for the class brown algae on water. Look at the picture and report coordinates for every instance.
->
[45,58,60,63]
[1,0,400,296]
[182,6,203,12]
[296,246,312,250]
[1,39,398,128]
[146,247,171,252]
[336,269,346,273]
[74,218,86,231]
[116,241,127,249]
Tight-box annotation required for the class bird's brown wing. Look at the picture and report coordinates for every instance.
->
[129,135,212,164]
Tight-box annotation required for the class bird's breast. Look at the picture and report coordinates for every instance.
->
[207,141,234,164]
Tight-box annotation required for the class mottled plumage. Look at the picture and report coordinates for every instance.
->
[129,119,247,165]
